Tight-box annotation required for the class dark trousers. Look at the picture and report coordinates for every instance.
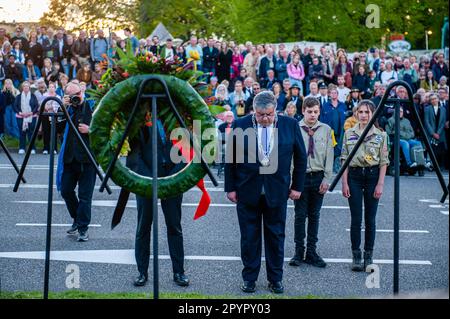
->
[41,116,60,152]
[237,195,287,283]
[135,192,184,276]
[0,110,4,134]
[16,118,36,150]
[347,166,380,251]
[60,161,96,232]
[293,171,325,253]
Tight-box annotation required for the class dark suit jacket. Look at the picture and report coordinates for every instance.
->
[424,105,447,146]
[224,114,307,207]
[126,124,186,177]
[202,46,219,69]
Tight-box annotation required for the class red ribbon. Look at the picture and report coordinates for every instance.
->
[171,139,211,220]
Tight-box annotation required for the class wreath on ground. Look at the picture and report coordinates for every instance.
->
[89,46,224,199]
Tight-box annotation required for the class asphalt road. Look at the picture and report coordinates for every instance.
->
[0,153,448,298]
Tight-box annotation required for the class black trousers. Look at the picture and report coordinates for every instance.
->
[60,161,96,232]
[293,171,325,253]
[347,166,380,251]
[237,195,287,283]
[135,191,184,276]
[41,117,65,152]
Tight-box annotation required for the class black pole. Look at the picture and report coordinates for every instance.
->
[0,138,27,183]
[152,97,159,300]
[43,113,57,299]
[393,100,400,295]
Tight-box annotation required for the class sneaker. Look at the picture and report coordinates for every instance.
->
[43,150,49,155]
[304,251,327,268]
[77,230,89,242]
[409,162,417,168]
[66,224,78,235]
[18,149,25,154]
[31,149,36,154]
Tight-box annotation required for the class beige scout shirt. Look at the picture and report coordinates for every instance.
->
[299,119,334,184]
[341,124,390,168]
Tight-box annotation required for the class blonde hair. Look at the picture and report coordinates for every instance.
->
[1,79,20,97]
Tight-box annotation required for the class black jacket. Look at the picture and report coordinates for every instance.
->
[13,93,39,114]
[63,101,93,164]
[202,46,219,70]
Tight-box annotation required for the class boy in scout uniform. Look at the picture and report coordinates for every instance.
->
[289,97,334,268]
[341,100,389,272]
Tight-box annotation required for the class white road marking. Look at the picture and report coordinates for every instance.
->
[429,204,448,209]
[420,199,449,204]
[12,200,349,209]
[15,223,101,227]
[0,249,432,265]
[441,211,449,215]
[345,229,429,234]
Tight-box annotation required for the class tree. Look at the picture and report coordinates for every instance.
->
[40,0,139,32]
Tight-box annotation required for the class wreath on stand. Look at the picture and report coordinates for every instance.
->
[88,47,224,204]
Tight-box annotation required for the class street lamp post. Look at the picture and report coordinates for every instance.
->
[425,30,432,50]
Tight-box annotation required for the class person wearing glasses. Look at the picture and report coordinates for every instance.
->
[56,81,96,242]
[225,91,307,294]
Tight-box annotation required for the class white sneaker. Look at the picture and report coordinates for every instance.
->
[409,162,418,168]
[31,149,36,155]
[18,149,25,154]
[43,150,49,155]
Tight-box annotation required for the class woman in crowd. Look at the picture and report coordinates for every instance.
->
[22,58,42,86]
[217,41,232,82]
[380,61,398,85]
[287,53,305,94]
[1,79,20,138]
[420,70,438,91]
[231,46,243,81]
[41,82,63,154]
[284,101,301,121]
[243,45,258,81]
[272,82,286,114]
[341,100,389,272]
[27,31,44,69]
[13,81,39,154]
[11,40,25,66]
[76,62,93,87]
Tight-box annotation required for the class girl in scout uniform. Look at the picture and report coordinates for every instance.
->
[341,100,389,272]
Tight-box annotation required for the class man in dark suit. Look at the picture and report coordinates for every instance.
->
[126,119,189,287]
[202,38,219,78]
[225,91,307,294]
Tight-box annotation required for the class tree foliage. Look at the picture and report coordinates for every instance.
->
[40,0,138,32]
[40,0,448,50]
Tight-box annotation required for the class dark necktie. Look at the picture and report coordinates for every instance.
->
[301,125,320,158]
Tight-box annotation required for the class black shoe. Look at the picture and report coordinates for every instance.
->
[288,256,303,266]
[173,273,189,287]
[304,251,327,268]
[134,274,148,287]
[77,230,89,242]
[364,250,374,272]
[240,281,256,293]
[352,249,364,272]
[268,281,284,294]
[66,224,78,235]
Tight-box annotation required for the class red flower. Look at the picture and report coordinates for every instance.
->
[122,72,129,78]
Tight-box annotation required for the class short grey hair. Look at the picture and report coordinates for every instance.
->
[253,91,277,111]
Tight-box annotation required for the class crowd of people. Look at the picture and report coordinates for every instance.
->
[0,23,449,171]
[0,22,448,294]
